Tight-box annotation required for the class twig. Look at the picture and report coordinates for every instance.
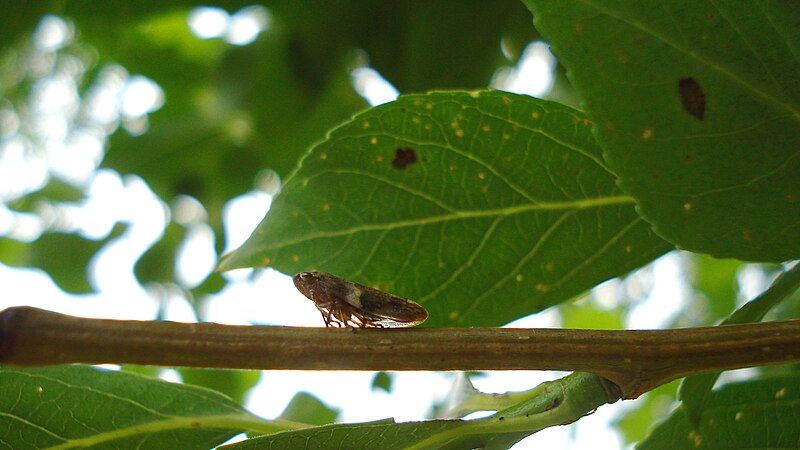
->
[2,306,799,398]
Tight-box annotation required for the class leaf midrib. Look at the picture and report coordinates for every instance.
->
[267,194,634,252]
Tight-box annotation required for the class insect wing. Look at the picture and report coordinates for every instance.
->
[355,287,428,327]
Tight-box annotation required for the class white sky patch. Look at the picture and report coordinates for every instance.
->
[627,253,687,329]
[175,223,217,288]
[0,137,49,202]
[736,264,772,304]
[221,190,272,255]
[204,268,320,327]
[188,5,271,45]
[188,7,229,39]
[503,305,562,328]
[493,41,556,97]
[172,195,207,225]
[33,15,73,52]
[351,67,399,106]
[83,65,127,128]
[48,126,105,185]
[161,287,199,322]
[226,6,271,46]
[120,76,164,118]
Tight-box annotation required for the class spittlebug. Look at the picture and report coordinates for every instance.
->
[293,271,428,328]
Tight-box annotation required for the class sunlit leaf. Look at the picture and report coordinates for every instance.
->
[178,368,260,406]
[221,91,671,327]
[526,0,800,262]
[279,392,339,426]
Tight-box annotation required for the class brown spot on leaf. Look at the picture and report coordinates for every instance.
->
[392,148,417,170]
[545,397,562,411]
[615,47,628,64]
[679,77,706,120]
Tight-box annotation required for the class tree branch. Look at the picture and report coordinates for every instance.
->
[2,306,799,398]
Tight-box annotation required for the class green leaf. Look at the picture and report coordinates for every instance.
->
[560,299,624,330]
[278,392,339,426]
[221,91,671,327]
[178,368,260,406]
[678,262,800,428]
[526,0,800,262]
[0,2,50,54]
[0,224,126,294]
[687,254,742,321]
[639,375,800,449]
[372,372,393,393]
[613,380,679,446]
[224,418,466,450]
[224,372,618,450]
[10,180,85,210]
[0,365,273,449]
[264,1,536,93]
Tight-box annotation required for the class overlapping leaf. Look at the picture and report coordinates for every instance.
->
[526,0,800,262]
[221,91,671,327]
[640,375,800,449]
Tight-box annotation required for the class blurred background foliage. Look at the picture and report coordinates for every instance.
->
[0,0,538,300]
[1,1,796,445]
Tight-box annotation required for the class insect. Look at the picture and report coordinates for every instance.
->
[293,271,428,328]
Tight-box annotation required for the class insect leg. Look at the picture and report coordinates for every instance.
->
[324,308,336,327]
[310,291,334,327]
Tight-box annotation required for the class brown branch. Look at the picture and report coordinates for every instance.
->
[2,306,799,398]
